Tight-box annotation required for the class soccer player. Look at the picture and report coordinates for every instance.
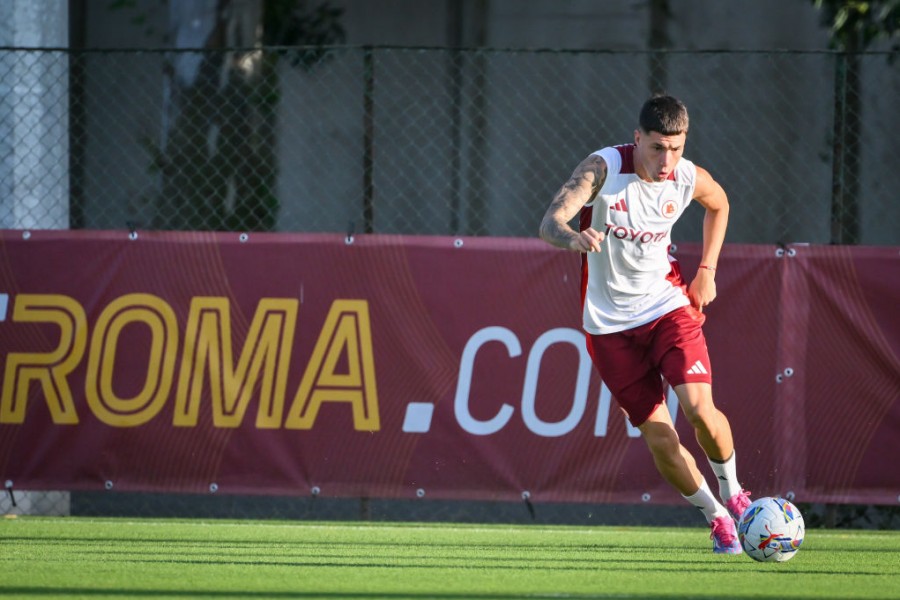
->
[538,94,751,554]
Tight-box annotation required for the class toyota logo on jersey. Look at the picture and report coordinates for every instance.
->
[604,223,669,244]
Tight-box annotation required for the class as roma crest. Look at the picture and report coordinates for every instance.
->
[661,200,678,218]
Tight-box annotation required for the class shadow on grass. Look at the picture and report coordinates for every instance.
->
[0,588,865,600]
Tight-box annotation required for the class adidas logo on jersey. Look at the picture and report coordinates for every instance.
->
[686,360,708,375]
[610,198,628,212]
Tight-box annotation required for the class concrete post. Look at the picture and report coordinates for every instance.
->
[0,1,70,517]
[0,0,69,229]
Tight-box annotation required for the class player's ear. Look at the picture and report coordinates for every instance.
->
[633,129,641,145]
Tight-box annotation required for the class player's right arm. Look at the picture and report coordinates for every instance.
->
[539,153,607,253]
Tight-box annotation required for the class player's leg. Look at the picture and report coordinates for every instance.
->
[637,402,702,495]
[673,382,750,520]
[655,306,751,519]
[673,381,731,462]
[637,401,741,554]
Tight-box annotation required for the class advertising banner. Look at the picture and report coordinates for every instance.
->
[0,230,897,505]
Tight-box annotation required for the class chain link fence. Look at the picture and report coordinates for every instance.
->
[2,45,899,526]
[1,46,898,243]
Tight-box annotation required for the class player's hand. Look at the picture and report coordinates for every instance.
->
[570,228,605,253]
[688,268,717,312]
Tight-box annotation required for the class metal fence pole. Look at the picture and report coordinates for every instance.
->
[362,45,375,234]
[830,52,846,244]
[830,50,863,245]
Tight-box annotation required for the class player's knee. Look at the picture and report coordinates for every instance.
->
[641,423,681,457]
[682,400,718,433]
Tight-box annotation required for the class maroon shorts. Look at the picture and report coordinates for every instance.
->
[586,306,711,426]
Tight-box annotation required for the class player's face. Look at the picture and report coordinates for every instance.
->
[633,129,686,182]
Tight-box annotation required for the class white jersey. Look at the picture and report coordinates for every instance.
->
[581,144,697,334]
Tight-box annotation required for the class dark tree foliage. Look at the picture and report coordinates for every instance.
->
[813,0,899,51]
[111,1,345,232]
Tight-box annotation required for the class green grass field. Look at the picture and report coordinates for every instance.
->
[1,516,898,599]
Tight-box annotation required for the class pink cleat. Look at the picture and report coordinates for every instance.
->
[710,515,743,554]
[725,489,752,522]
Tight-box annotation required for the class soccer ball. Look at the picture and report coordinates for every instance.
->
[737,496,805,562]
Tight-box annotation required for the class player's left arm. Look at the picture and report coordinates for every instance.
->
[689,166,730,312]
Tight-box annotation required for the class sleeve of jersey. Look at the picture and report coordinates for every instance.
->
[679,159,698,198]
[587,147,621,206]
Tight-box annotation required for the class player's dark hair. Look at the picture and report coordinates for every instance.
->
[639,94,689,136]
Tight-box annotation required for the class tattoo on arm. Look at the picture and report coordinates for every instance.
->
[540,155,606,249]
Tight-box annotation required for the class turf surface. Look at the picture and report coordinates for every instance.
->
[1,516,898,599]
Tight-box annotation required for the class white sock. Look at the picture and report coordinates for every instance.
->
[682,478,729,524]
[708,451,741,503]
